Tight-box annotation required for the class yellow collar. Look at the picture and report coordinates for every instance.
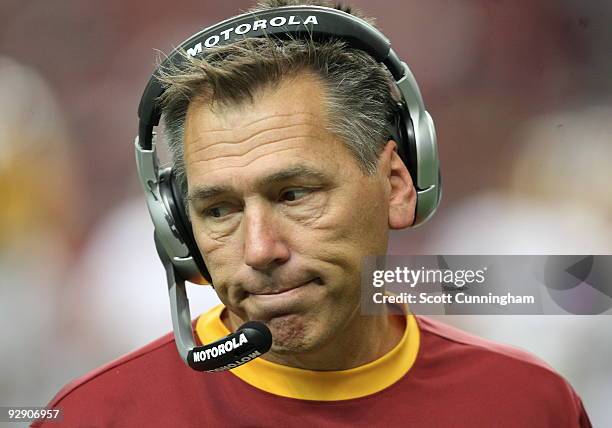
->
[195,305,419,401]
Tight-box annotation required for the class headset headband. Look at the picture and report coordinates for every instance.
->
[137,5,406,150]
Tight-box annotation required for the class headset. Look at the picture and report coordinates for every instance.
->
[135,5,441,372]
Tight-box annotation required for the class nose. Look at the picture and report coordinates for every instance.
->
[243,204,290,271]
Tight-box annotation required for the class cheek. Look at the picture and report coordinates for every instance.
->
[288,181,389,290]
[191,221,242,286]
[350,184,390,252]
[305,181,388,255]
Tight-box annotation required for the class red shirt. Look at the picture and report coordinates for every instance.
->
[33,306,591,427]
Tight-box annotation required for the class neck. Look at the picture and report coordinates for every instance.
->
[222,305,405,371]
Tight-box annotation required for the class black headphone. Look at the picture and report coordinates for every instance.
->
[134,5,441,370]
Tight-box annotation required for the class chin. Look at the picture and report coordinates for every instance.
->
[266,313,321,354]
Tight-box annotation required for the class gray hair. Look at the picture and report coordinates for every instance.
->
[157,2,397,200]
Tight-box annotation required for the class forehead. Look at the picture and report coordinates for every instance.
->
[183,74,353,189]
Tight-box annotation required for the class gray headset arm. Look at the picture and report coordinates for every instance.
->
[154,233,196,364]
[135,136,204,282]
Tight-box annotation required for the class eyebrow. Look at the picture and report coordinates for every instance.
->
[187,165,330,203]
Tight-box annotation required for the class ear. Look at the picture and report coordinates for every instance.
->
[380,140,417,229]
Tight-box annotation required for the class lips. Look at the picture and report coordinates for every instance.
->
[249,277,321,296]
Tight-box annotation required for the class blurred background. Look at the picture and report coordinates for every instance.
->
[0,0,610,425]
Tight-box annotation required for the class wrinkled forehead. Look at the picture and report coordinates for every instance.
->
[182,76,351,189]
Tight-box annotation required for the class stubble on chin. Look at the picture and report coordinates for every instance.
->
[266,313,315,354]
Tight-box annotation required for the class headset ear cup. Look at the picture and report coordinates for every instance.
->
[165,170,213,284]
[412,111,441,226]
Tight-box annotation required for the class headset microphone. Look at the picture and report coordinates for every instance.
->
[188,322,272,372]
[154,234,272,372]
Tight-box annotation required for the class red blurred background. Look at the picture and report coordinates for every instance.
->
[1,0,610,424]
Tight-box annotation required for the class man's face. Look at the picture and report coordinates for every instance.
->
[184,73,411,354]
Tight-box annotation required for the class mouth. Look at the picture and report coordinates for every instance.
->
[251,277,323,296]
[245,277,324,314]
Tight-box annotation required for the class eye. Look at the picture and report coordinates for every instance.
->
[204,206,234,218]
[279,188,312,202]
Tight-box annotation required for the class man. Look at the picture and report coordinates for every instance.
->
[36,1,591,426]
